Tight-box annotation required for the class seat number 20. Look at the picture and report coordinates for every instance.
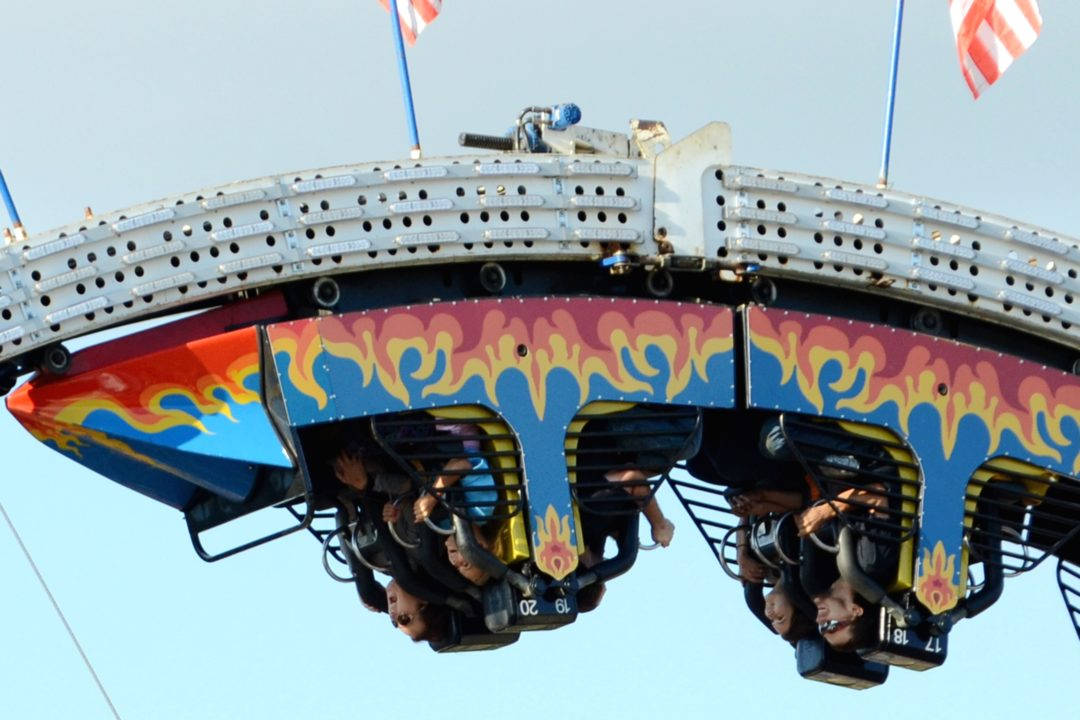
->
[518,598,572,616]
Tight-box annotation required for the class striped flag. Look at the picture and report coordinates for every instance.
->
[949,0,1042,98]
[379,0,442,46]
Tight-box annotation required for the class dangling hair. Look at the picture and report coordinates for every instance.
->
[415,602,451,644]
[772,580,817,644]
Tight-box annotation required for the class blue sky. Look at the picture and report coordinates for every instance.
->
[1,2,1077,718]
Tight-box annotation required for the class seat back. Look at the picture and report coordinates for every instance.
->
[796,638,889,690]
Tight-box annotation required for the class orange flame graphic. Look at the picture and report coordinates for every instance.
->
[18,413,181,476]
[748,308,1080,467]
[915,541,961,614]
[269,321,329,409]
[534,504,578,580]
[280,300,732,420]
[18,413,87,457]
[10,327,264,438]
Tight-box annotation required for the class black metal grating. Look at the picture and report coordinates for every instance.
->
[1057,558,1080,643]
[667,476,742,579]
[778,414,921,547]
[963,463,1080,575]
[567,404,701,516]
[370,410,526,522]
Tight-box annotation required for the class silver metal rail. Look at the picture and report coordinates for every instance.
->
[2,122,1078,363]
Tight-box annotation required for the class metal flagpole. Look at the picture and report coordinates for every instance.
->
[878,0,905,188]
[388,0,422,159]
[0,166,26,240]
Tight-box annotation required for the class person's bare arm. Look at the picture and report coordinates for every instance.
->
[795,483,887,536]
[414,457,473,521]
[642,496,675,547]
[736,526,767,584]
[601,468,674,546]
[730,488,804,517]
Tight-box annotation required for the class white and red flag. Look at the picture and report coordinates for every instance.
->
[379,0,442,46]
[949,0,1042,98]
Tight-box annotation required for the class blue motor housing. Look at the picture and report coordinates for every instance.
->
[550,103,582,130]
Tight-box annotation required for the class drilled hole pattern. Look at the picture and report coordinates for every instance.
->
[707,164,1080,343]
[0,156,650,359]
[4,154,1079,359]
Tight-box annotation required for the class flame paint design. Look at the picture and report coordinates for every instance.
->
[534,504,577,580]
[19,412,93,458]
[10,328,263,437]
[268,299,735,576]
[746,307,1080,612]
[46,353,261,436]
[8,325,291,477]
[915,541,960,614]
[273,299,733,421]
[267,320,330,409]
[18,412,179,476]
[747,309,1080,468]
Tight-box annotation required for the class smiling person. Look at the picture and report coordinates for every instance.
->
[811,578,876,652]
[386,579,450,644]
[763,581,816,644]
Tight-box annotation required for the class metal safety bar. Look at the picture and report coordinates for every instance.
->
[568,405,701,515]
[778,415,921,546]
[370,411,526,522]
[182,464,311,563]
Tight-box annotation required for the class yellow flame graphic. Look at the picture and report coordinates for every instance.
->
[271,328,329,410]
[533,504,578,580]
[307,304,732,421]
[750,311,1080,465]
[50,359,261,436]
[24,416,181,476]
[915,541,961,614]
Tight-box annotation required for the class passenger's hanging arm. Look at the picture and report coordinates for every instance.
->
[796,484,889,537]
[610,469,674,547]
[414,457,474,522]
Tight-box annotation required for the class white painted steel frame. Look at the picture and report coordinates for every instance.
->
[1,123,1077,361]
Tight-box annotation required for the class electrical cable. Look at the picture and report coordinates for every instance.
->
[0,500,122,720]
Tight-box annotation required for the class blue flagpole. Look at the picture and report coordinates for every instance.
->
[0,166,24,238]
[388,0,422,158]
[878,0,905,187]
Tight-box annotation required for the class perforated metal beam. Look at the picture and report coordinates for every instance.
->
[2,122,1078,362]
[706,164,1080,348]
[0,155,652,361]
